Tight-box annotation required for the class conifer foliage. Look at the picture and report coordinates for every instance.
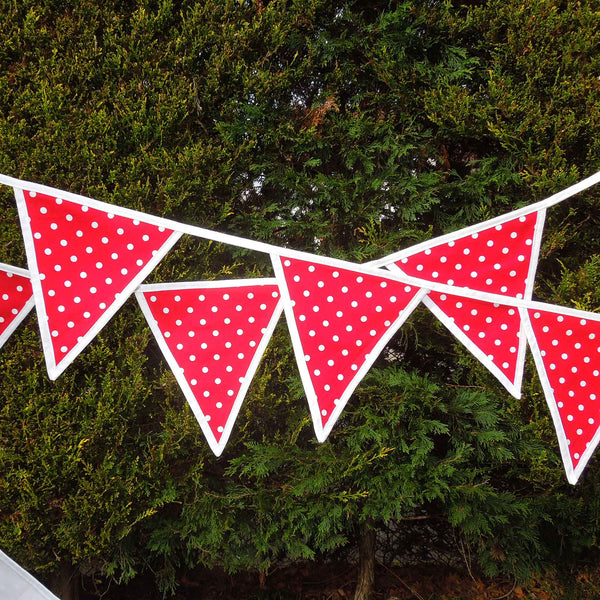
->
[1,0,600,597]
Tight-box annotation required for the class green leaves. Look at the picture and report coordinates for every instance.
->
[1,0,600,595]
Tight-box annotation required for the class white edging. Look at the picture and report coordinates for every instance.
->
[136,278,283,456]
[4,173,600,311]
[14,187,183,379]
[0,548,59,600]
[525,209,546,301]
[0,262,30,278]
[421,293,524,399]
[520,308,574,483]
[272,253,427,441]
[0,263,35,349]
[369,172,600,268]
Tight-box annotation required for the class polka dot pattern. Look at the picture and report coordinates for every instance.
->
[529,308,600,470]
[24,190,174,363]
[429,292,523,388]
[396,213,540,298]
[141,283,281,444]
[280,257,422,430]
[0,268,32,339]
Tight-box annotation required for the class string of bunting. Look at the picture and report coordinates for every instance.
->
[2,172,600,484]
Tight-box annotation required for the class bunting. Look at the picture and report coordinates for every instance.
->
[379,210,545,298]
[2,172,600,480]
[136,280,282,455]
[15,187,181,379]
[0,263,34,349]
[273,254,426,441]
[422,291,526,397]
[381,208,545,398]
[523,305,600,483]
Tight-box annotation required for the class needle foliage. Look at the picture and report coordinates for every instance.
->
[1,0,600,596]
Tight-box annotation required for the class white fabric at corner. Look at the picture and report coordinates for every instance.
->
[0,549,59,600]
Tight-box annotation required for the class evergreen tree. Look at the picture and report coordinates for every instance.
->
[1,1,600,598]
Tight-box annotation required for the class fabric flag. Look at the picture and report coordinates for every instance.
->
[136,279,283,456]
[379,210,545,297]
[0,548,59,600]
[273,254,426,441]
[0,263,34,349]
[381,209,546,397]
[523,305,600,484]
[422,291,526,397]
[15,188,182,379]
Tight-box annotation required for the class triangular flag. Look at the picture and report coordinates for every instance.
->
[136,279,283,456]
[0,264,34,349]
[273,254,426,441]
[422,291,526,397]
[523,305,600,484]
[382,209,545,397]
[384,209,546,299]
[16,188,182,379]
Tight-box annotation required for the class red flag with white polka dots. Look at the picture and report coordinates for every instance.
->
[423,292,526,397]
[273,255,426,441]
[387,210,545,298]
[16,188,182,379]
[0,264,34,349]
[524,306,600,484]
[4,170,600,484]
[384,209,546,397]
[136,280,283,455]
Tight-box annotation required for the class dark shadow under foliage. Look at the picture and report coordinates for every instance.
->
[1,0,600,597]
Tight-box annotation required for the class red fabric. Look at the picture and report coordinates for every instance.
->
[428,292,522,387]
[529,308,600,470]
[279,257,422,430]
[141,284,281,443]
[395,213,539,298]
[0,268,32,337]
[23,190,174,363]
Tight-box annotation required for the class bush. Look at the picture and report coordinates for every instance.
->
[1,0,600,596]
